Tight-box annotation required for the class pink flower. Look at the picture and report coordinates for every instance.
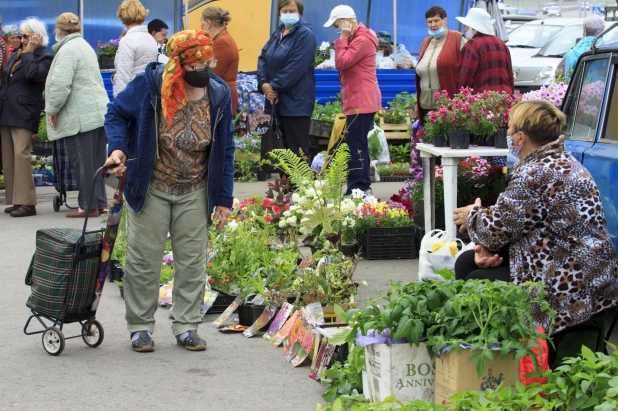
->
[441,90,449,96]
[434,92,441,99]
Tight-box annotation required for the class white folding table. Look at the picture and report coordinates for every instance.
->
[416,144,508,235]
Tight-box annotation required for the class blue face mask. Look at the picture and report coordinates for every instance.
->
[428,26,445,39]
[506,135,522,168]
[281,13,300,26]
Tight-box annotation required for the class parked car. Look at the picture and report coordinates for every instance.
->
[561,30,618,248]
[547,5,562,16]
[510,19,618,93]
[580,1,592,10]
[498,3,519,15]
[543,2,557,14]
[509,19,581,92]
[516,8,538,16]
[503,14,540,32]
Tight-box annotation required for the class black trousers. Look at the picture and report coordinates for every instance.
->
[280,115,310,159]
[345,113,375,194]
[454,247,511,282]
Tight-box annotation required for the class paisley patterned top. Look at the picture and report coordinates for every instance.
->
[467,136,618,335]
[151,93,211,195]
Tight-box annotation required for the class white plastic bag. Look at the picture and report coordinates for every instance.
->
[317,49,336,69]
[378,55,396,69]
[367,124,390,163]
[395,44,416,69]
[418,229,474,281]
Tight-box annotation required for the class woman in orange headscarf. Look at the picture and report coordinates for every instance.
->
[104,30,235,354]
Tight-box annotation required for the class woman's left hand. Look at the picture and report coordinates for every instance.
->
[24,35,39,53]
[47,114,57,130]
[214,206,232,231]
[453,198,482,233]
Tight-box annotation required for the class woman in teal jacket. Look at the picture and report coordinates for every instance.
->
[565,15,605,81]
[45,13,110,218]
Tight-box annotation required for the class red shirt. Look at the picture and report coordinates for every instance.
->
[456,33,514,94]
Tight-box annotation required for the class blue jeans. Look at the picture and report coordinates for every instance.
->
[345,113,375,194]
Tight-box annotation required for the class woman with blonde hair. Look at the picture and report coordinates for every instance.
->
[201,6,239,113]
[453,100,618,365]
[113,0,158,96]
[0,17,52,217]
[45,13,110,218]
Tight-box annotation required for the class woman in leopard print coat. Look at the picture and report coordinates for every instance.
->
[454,100,618,336]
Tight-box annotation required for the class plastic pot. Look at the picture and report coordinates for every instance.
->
[494,130,508,148]
[448,130,470,149]
[432,134,447,147]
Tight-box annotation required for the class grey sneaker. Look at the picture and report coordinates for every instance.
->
[131,331,154,353]
[176,330,207,351]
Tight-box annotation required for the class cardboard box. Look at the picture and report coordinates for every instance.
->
[365,343,435,403]
[435,349,519,405]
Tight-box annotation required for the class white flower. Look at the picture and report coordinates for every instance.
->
[300,226,313,235]
[342,220,348,227]
[351,188,365,199]
[305,188,317,199]
[326,203,334,209]
[287,216,297,226]
[350,219,356,228]
[292,193,301,203]
[341,199,356,214]
[316,190,323,196]
[289,205,301,212]
[279,220,287,228]
[305,210,315,216]
[227,220,239,232]
[283,210,292,217]
[319,41,330,51]
[314,180,326,190]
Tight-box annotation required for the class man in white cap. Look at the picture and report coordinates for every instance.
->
[324,5,381,196]
[455,8,514,94]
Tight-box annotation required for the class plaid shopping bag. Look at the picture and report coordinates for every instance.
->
[25,228,103,319]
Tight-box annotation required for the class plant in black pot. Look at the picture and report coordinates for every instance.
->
[96,38,119,70]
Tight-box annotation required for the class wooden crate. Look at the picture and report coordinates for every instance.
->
[379,117,411,140]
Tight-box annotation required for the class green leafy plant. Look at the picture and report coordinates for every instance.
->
[235,151,260,182]
[111,207,127,267]
[376,163,412,177]
[367,130,383,161]
[34,113,48,142]
[427,280,554,377]
[320,344,366,405]
[388,144,410,164]
[313,96,343,121]
[160,264,174,285]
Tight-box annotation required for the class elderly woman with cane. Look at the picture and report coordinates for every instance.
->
[104,30,235,352]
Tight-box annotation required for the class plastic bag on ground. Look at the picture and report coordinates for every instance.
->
[395,44,416,69]
[418,229,474,281]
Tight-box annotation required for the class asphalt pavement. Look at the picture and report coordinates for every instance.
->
[0,181,417,411]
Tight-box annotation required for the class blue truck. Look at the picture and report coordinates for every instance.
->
[562,21,618,249]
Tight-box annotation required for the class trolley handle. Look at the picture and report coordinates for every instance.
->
[79,165,127,244]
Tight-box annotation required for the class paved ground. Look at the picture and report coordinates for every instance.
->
[2,180,616,411]
[0,180,417,411]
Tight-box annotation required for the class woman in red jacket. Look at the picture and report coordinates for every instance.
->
[201,6,239,113]
[416,6,466,125]
[324,5,381,195]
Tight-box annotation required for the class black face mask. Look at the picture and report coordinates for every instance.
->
[184,68,212,88]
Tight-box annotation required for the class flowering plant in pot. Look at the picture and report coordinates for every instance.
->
[96,38,119,70]
[457,157,507,206]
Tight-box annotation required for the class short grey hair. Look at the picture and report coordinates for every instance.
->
[20,17,48,47]
[583,15,605,37]
[3,25,20,38]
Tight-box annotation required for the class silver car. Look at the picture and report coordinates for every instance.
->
[546,5,562,16]
[513,19,617,93]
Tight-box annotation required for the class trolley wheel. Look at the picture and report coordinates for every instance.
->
[82,320,104,348]
[42,327,65,356]
[53,195,61,212]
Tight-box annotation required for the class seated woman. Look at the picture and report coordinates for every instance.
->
[453,100,618,364]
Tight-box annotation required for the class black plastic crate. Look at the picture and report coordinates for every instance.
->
[208,289,239,314]
[357,226,417,260]
[309,119,334,138]
[379,175,413,182]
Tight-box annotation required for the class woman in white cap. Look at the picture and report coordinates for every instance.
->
[455,8,514,94]
[324,5,381,196]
